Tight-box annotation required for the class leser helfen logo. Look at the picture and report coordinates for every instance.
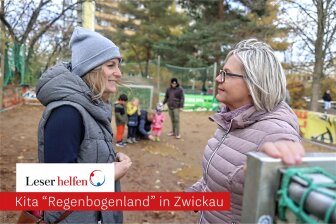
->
[89,170,105,187]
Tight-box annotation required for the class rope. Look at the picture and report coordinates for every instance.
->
[277,167,336,223]
[164,63,214,71]
[325,202,336,223]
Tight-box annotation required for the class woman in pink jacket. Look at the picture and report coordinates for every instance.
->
[187,39,304,223]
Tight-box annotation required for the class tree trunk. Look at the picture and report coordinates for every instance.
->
[137,62,144,77]
[310,0,325,112]
[144,59,149,78]
[130,45,144,77]
[144,47,151,77]
[201,71,207,94]
[218,0,224,19]
[0,4,4,109]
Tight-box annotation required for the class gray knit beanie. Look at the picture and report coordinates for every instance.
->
[70,27,121,77]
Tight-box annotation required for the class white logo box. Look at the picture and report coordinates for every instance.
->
[16,163,115,192]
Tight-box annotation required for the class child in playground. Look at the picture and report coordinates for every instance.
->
[152,103,165,141]
[127,98,140,144]
[115,94,128,147]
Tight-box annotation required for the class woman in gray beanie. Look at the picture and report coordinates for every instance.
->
[35,27,130,223]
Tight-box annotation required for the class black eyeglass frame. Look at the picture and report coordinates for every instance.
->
[218,69,244,83]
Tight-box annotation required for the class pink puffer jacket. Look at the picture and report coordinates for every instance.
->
[187,102,300,223]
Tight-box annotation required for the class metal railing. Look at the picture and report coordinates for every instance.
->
[241,152,336,223]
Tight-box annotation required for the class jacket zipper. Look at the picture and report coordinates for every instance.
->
[200,121,232,224]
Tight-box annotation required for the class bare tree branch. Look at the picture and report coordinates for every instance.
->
[21,0,52,42]
[0,10,18,42]
[323,0,336,51]
[27,0,83,61]
[281,0,335,111]
[323,24,336,55]
[2,0,83,86]
[324,48,334,68]
[12,1,34,31]
[328,0,336,10]
[43,27,73,71]
[286,20,315,54]
[282,9,315,46]
[285,0,318,23]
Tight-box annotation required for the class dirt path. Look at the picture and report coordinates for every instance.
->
[0,105,332,224]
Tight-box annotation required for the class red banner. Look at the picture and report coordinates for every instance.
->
[0,192,230,211]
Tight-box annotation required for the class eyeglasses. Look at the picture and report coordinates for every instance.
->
[217,69,244,83]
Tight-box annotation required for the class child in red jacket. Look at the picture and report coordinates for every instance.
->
[115,94,128,147]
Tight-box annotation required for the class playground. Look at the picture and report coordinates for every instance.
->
[0,104,333,223]
[1,0,336,222]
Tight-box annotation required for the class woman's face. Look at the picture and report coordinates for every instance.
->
[102,58,121,94]
[171,82,177,88]
[216,55,252,110]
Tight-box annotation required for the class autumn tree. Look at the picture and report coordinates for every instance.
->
[280,0,336,111]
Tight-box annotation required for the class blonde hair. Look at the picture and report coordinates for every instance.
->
[226,39,286,112]
[147,110,155,121]
[82,66,106,101]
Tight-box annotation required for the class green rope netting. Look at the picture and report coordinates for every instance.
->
[4,43,26,86]
[163,63,215,81]
[162,63,216,96]
[125,60,215,74]
[122,60,217,96]
[164,63,214,72]
[277,167,336,223]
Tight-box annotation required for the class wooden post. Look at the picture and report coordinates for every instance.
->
[0,0,5,110]
[212,62,217,101]
[157,55,161,102]
[82,0,95,31]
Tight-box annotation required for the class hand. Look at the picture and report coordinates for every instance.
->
[116,152,131,162]
[115,153,132,180]
[148,134,155,141]
[260,141,305,165]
